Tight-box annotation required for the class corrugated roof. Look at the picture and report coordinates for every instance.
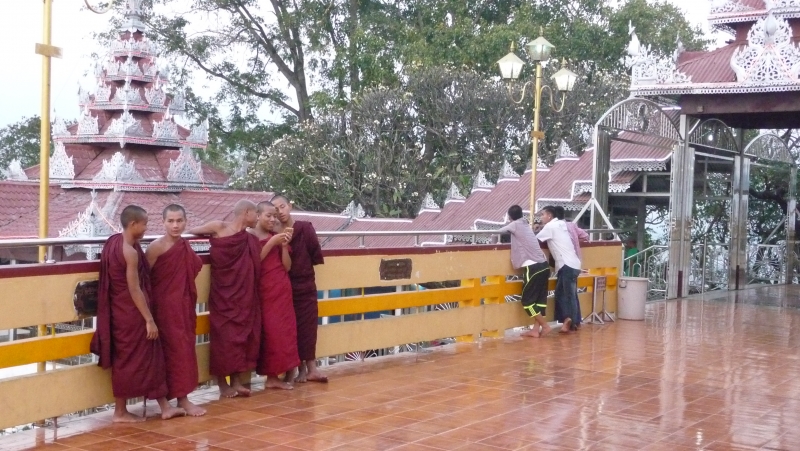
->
[677,44,739,84]
[0,188,274,238]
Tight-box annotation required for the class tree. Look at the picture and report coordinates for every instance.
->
[136,0,707,214]
[0,116,41,180]
[235,67,530,216]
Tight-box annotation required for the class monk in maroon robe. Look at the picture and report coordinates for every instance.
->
[145,204,206,416]
[250,201,299,390]
[90,205,184,422]
[272,195,327,383]
[189,199,261,398]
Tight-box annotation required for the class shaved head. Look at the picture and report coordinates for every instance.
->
[270,194,289,205]
[234,199,256,217]
[120,205,147,229]
[162,204,186,219]
[256,201,274,214]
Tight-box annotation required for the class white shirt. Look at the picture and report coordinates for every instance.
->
[537,219,581,271]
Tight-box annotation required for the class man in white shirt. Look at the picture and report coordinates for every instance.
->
[536,206,582,333]
[498,205,551,337]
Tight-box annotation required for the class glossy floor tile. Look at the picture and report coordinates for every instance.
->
[3,285,800,450]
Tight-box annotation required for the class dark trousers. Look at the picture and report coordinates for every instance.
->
[521,262,550,317]
[555,265,581,325]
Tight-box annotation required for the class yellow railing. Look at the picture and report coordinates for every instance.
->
[0,241,621,429]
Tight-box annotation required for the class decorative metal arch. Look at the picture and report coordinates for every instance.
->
[687,119,739,154]
[744,133,794,164]
[595,97,682,142]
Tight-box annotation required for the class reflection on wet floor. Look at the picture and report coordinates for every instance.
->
[3,286,800,450]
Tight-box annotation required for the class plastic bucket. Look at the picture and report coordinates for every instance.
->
[617,277,648,320]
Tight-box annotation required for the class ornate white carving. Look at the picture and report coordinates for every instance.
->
[119,56,143,78]
[145,79,166,107]
[537,158,550,171]
[2,160,28,181]
[709,0,755,14]
[610,160,667,172]
[499,161,520,179]
[112,79,143,104]
[170,91,186,112]
[111,35,157,56]
[624,22,692,86]
[93,152,145,183]
[78,86,90,105]
[187,119,209,144]
[342,201,367,218]
[122,0,146,32]
[472,170,495,191]
[105,61,120,77]
[744,133,794,163]
[730,13,800,85]
[52,117,70,137]
[556,140,578,159]
[445,182,466,203]
[77,107,99,135]
[59,192,119,259]
[167,147,203,183]
[105,110,145,146]
[419,193,440,213]
[95,80,112,102]
[50,142,75,179]
[574,180,631,195]
[141,59,159,78]
[152,109,180,140]
[93,61,104,79]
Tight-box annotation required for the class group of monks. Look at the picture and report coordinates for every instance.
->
[90,196,326,423]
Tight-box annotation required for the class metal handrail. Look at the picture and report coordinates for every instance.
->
[0,228,623,249]
[622,244,668,262]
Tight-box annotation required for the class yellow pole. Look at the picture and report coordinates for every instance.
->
[36,0,54,380]
[38,0,53,263]
[529,61,542,226]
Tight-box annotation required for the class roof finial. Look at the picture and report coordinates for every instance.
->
[121,0,146,33]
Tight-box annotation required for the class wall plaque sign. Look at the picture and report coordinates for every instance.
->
[379,258,412,281]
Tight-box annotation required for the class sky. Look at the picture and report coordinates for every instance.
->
[0,0,713,128]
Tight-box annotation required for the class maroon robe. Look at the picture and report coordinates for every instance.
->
[256,235,300,376]
[90,233,168,400]
[208,230,261,377]
[151,238,203,399]
[287,221,324,361]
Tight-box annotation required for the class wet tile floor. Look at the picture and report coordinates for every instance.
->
[4,285,800,450]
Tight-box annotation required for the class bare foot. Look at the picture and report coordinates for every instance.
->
[282,368,297,384]
[232,381,251,397]
[520,328,540,338]
[219,385,239,399]
[266,377,294,390]
[306,369,329,383]
[559,318,572,334]
[294,365,308,383]
[160,406,186,420]
[178,398,206,417]
[538,324,552,337]
[112,411,145,423]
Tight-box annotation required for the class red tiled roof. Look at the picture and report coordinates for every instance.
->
[676,44,739,84]
[323,218,415,249]
[0,188,274,238]
[24,145,230,187]
[610,134,674,161]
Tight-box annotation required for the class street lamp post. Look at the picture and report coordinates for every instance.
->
[497,31,578,225]
[35,0,110,263]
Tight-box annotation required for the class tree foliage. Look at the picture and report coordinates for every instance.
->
[134,0,708,215]
[0,116,41,180]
